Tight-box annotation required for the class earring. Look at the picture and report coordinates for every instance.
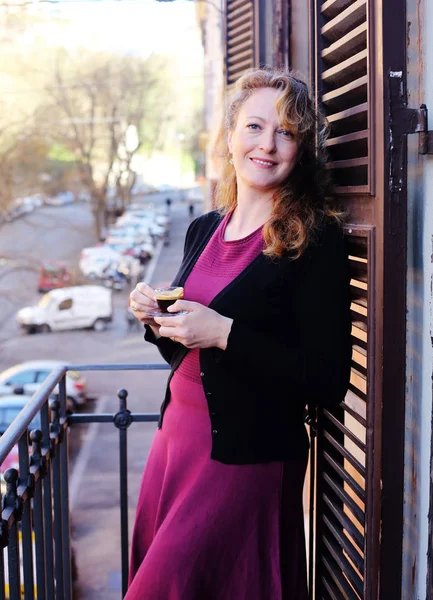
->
[229,158,234,164]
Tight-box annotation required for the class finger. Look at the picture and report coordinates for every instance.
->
[153,316,178,327]
[158,325,180,338]
[167,300,196,313]
[130,300,155,314]
[135,282,157,301]
[130,290,158,311]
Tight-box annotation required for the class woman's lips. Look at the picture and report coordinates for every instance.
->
[249,157,277,168]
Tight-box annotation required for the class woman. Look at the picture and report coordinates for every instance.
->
[127,67,352,599]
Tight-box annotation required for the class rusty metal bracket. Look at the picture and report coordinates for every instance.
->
[405,104,433,155]
[394,102,433,155]
[389,72,433,155]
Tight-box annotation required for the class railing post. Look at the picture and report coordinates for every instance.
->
[50,399,65,598]
[113,389,132,598]
[2,468,22,600]
[0,511,7,600]
[30,429,47,600]
[18,430,35,600]
[41,402,55,600]
[59,376,73,600]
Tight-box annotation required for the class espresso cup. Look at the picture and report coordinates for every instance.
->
[155,286,184,313]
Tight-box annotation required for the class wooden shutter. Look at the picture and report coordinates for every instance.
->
[319,0,370,194]
[224,0,256,86]
[306,0,409,597]
[309,1,380,599]
[312,224,376,599]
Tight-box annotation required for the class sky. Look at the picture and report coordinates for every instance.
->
[33,0,203,78]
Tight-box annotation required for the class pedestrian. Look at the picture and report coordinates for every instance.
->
[188,201,194,220]
[127,66,352,599]
[165,197,172,214]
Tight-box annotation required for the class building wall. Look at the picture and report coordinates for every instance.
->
[198,0,224,212]
[403,0,433,596]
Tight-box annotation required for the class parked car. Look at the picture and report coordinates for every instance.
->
[0,395,41,436]
[16,286,113,334]
[44,192,74,206]
[0,361,87,409]
[38,262,72,293]
[79,247,122,276]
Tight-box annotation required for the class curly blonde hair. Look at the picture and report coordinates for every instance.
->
[214,67,342,258]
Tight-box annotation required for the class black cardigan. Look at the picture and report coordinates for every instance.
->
[144,210,352,465]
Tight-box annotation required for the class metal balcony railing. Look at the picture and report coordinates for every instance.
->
[0,363,170,600]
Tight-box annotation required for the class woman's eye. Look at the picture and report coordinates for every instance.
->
[247,123,260,130]
[279,129,294,138]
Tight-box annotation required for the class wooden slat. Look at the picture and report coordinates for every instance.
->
[323,514,364,572]
[324,451,366,503]
[321,0,367,42]
[322,75,368,108]
[322,495,365,550]
[227,20,252,40]
[324,410,366,453]
[227,59,254,81]
[227,48,253,66]
[327,102,368,124]
[322,23,367,64]
[323,478,365,526]
[323,431,366,478]
[321,0,353,19]
[334,184,370,195]
[342,395,367,425]
[227,0,249,11]
[226,29,251,49]
[325,129,368,147]
[227,9,253,31]
[329,157,369,170]
[322,536,364,597]
[322,50,368,86]
[227,37,252,53]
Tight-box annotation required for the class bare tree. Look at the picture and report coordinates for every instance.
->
[44,52,173,237]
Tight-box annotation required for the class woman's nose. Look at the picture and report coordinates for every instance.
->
[258,131,276,153]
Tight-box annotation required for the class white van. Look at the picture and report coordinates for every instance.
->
[16,285,113,334]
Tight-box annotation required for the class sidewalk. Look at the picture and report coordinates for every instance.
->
[72,200,201,600]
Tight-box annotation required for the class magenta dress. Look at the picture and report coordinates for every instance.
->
[126,214,308,600]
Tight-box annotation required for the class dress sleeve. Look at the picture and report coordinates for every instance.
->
[213,222,352,409]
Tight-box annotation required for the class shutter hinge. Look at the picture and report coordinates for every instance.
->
[389,73,433,154]
[403,105,433,155]
[393,103,433,155]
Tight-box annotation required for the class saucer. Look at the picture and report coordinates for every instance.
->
[144,310,188,318]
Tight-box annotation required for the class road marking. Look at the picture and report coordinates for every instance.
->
[69,395,108,511]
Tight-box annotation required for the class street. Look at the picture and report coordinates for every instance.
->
[0,192,201,598]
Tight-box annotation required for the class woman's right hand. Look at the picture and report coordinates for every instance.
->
[129,282,160,328]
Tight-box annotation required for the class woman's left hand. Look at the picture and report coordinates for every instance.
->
[153,300,233,350]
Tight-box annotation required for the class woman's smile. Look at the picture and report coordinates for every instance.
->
[249,157,278,168]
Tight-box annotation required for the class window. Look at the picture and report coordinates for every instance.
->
[38,294,53,309]
[58,298,73,311]
[35,370,51,383]
[5,370,36,386]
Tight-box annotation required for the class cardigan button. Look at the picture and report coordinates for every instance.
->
[200,372,205,377]
[212,429,218,436]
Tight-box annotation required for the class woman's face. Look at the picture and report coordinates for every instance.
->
[228,88,300,196]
